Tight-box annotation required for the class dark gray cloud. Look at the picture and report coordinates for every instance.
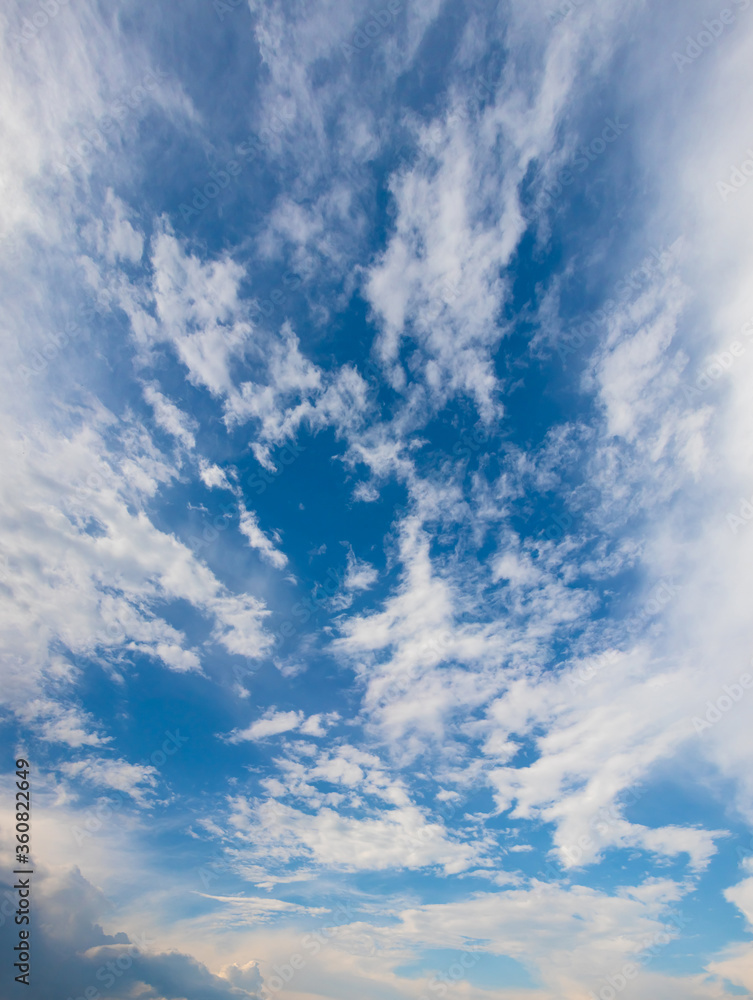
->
[0,866,263,1000]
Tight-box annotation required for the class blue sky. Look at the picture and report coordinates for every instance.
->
[1,1,753,998]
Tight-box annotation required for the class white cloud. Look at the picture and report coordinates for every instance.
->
[299,712,341,737]
[364,110,518,418]
[238,507,288,569]
[227,796,481,876]
[344,550,378,591]
[142,383,197,450]
[201,894,328,920]
[327,548,378,610]
[333,517,524,750]
[136,225,256,396]
[262,743,409,810]
[16,699,110,748]
[382,880,702,1000]
[199,459,232,490]
[58,756,158,806]
[112,229,371,472]
[224,709,340,743]
[0,403,274,740]
[228,709,303,742]
[220,960,264,993]
[84,189,144,265]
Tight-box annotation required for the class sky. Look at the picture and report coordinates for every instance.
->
[1,1,753,998]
